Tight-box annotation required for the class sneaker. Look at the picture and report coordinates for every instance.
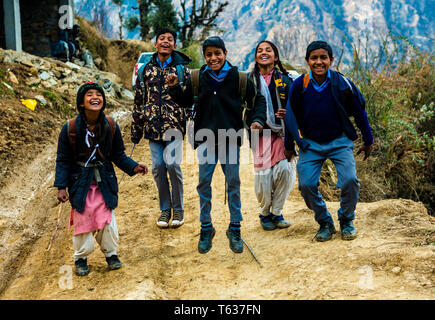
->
[156,209,171,228]
[170,210,184,228]
[340,219,357,240]
[74,258,90,276]
[272,214,291,228]
[259,214,276,230]
[226,228,244,253]
[106,254,122,270]
[198,227,216,254]
[315,221,336,242]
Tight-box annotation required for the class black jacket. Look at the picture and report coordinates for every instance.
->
[168,63,267,149]
[54,114,138,213]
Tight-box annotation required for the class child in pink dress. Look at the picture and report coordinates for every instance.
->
[54,81,148,276]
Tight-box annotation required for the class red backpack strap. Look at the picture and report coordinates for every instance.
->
[105,116,115,143]
[67,117,77,152]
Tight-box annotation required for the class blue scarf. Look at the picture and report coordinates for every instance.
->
[309,69,331,92]
[204,61,231,82]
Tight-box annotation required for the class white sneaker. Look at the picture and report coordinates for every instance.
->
[156,210,171,228]
[170,210,184,228]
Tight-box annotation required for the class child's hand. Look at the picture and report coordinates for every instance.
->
[250,122,263,132]
[166,74,178,87]
[356,144,373,161]
[134,164,148,175]
[284,149,298,161]
[275,108,286,119]
[57,189,69,203]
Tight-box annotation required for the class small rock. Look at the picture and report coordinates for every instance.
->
[34,95,47,106]
[20,60,34,68]
[122,89,135,100]
[43,78,58,88]
[52,70,62,78]
[8,71,18,84]
[65,61,81,71]
[39,71,51,81]
[29,67,38,75]
[392,267,401,274]
[26,78,41,86]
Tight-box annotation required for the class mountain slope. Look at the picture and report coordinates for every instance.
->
[74,0,434,70]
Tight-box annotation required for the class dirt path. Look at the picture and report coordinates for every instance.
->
[0,113,434,300]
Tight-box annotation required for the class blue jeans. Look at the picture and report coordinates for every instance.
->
[297,134,360,224]
[197,143,242,224]
[149,139,184,212]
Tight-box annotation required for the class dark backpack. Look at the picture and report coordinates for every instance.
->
[190,69,253,128]
[190,68,249,107]
[67,116,115,158]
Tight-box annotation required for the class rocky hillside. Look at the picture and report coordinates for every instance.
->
[0,48,134,187]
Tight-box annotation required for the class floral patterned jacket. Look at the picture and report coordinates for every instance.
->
[131,51,192,143]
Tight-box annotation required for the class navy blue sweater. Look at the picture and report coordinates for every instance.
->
[300,83,343,142]
[284,71,373,150]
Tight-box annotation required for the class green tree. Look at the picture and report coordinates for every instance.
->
[149,0,179,38]
[125,0,153,41]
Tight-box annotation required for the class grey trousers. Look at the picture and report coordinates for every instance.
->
[149,139,184,212]
[254,159,296,216]
[73,212,119,260]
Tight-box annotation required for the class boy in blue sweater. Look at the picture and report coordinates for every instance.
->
[284,41,373,242]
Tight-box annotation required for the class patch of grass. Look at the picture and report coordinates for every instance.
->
[42,90,58,102]
[339,32,435,215]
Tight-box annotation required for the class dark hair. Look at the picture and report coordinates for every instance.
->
[202,36,227,54]
[76,81,107,154]
[305,40,333,60]
[155,28,177,43]
[251,40,288,89]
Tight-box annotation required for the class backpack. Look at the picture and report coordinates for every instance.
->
[190,69,249,108]
[67,116,116,159]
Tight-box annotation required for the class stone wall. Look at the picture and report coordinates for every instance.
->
[20,0,60,57]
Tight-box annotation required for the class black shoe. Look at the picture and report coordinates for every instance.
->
[170,210,184,228]
[340,219,357,240]
[198,227,216,254]
[259,214,276,230]
[106,255,122,270]
[74,258,90,276]
[315,221,336,242]
[157,209,171,228]
[226,228,243,253]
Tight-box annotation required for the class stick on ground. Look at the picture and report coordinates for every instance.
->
[241,237,262,267]
[46,202,63,252]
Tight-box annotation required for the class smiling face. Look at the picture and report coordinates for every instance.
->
[154,32,176,56]
[256,42,278,68]
[204,46,227,72]
[82,89,104,113]
[306,48,334,82]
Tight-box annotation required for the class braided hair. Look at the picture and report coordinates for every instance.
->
[251,40,289,89]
